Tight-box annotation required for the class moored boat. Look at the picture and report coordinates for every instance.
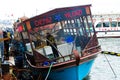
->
[14,4,101,80]
[93,16,120,38]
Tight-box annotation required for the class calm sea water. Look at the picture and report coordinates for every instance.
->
[88,38,120,80]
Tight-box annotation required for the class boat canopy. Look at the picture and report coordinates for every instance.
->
[14,4,98,58]
[17,5,93,32]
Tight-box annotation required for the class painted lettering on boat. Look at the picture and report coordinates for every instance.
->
[31,8,86,27]
[64,10,82,18]
[98,28,118,31]
[34,17,52,27]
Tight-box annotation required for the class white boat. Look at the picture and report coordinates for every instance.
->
[94,18,120,38]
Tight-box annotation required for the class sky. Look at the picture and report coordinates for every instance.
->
[0,0,120,19]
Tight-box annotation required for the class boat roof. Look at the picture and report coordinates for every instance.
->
[24,4,91,22]
[18,4,92,32]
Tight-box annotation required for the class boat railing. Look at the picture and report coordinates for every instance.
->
[25,43,101,67]
[24,32,101,66]
[82,45,101,56]
[25,34,101,66]
[25,49,76,66]
[81,33,101,56]
[26,45,100,67]
[49,53,75,62]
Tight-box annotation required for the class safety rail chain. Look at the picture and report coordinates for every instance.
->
[101,51,120,56]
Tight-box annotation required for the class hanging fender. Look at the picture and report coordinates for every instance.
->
[73,50,80,65]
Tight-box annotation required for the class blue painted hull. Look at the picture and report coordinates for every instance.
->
[43,59,95,80]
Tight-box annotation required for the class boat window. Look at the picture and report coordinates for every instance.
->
[82,16,89,37]
[88,22,94,34]
[63,20,74,35]
[88,23,92,28]
[79,27,83,35]
[74,19,82,35]
[79,17,86,36]
[75,19,81,27]
[118,22,120,27]
[82,16,94,37]
[87,16,94,36]
[110,21,117,27]
[103,22,110,27]
[75,16,92,50]
[96,22,102,28]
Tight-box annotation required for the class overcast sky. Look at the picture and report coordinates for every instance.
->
[0,0,120,19]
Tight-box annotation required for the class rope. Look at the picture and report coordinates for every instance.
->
[103,53,117,78]
[100,39,117,78]
[45,62,53,80]
[101,51,120,56]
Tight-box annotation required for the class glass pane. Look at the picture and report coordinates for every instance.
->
[118,22,120,27]
[103,22,110,27]
[79,27,83,35]
[82,16,89,36]
[111,21,117,27]
[87,16,94,34]
[76,19,81,27]
[96,22,102,28]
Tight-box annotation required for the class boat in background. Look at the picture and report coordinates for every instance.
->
[14,4,101,80]
[93,14,120,38]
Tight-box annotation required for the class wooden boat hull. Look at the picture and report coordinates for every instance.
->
[41,59,95,80]
[25,50,99,80]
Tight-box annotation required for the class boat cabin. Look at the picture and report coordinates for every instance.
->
[15,4,100,65]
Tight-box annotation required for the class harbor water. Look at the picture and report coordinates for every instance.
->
[89,38,120,80]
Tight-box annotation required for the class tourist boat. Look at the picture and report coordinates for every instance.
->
[14,4,101,80]
[94,18,120,38]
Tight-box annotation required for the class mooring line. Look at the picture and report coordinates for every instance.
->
[103,53,117,78]
[101,51,120,56]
